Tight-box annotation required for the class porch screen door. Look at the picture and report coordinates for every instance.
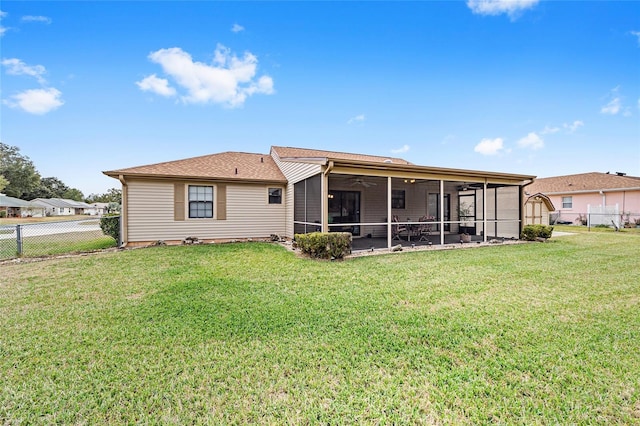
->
[328,190,361,236]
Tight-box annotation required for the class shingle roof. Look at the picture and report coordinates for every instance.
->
[528,172,640,194]
[0,194,36,208]
[103,152,287,183]
[271,146,412,165]
[32,198,72,208]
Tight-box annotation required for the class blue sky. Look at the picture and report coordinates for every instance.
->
[1,1,639,196]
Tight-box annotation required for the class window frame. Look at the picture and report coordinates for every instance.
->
[268,187,283,205]
[392,189,406,209]
[562,196,573,209]
[188,185,215,219]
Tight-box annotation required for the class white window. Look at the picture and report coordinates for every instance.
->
[188,185,214,218]
[562,196,572,209]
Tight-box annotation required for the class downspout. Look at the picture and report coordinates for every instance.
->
[118,174,128,247]
[321,161,334,233]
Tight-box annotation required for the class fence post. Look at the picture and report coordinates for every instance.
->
[16,224,23,256]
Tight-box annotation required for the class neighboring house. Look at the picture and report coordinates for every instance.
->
[87,202,110,216]
[524,193,554,226]
[103,146,535,249]
[32,198,73,216]
[0,194,45,217]
[31,198,95,216]
[526,172,640,226]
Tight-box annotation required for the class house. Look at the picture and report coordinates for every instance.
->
[0,194,45,217]
[30,198,93,216]
[524,193,554,226]
[86,202,110,216]
[526,172,640,227]
[103,146,536,249]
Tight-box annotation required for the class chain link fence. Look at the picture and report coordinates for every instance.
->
[0,217,119,260]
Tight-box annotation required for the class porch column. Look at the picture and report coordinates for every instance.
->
[321,170,329,232]
[387,176,392,249]
[440,179,445,246]
[483,179,488,242]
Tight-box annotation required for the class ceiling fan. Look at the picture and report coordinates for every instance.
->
[349,177,377,188]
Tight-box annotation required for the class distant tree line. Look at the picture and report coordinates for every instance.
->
[0,142,121,205]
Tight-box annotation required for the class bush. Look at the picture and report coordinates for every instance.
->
[0,210,6,218]
[294,232,352,259]
[100,215,120,243]
[521,224,554,241]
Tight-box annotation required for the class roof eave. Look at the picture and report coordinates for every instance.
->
[542,186,640,195]
[103,171,287,185]
[329,158,535,182]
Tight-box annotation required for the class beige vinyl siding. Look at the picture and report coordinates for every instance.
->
[271,153,322,238]
[126,179,285,243]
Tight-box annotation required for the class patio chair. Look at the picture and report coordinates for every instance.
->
[392,215,407,241]
[417,215,432,241]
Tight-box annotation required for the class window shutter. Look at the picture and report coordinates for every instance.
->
[217,184,226,220]
[174,183,185,221]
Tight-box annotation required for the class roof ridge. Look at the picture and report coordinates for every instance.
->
[271,145,409,162]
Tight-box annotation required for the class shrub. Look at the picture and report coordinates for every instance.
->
[294,232,352,259]
[521,224,554,241]
[99,215,120,243]
[0,210,6,218]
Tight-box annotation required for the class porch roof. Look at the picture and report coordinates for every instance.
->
[273,146,535,185]
[327,157,535,184]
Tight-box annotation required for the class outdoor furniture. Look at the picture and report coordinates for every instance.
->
[392,215,408,240]
[417,215,433,241]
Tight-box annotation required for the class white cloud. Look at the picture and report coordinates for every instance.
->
[4,87,63,114]
[1,58,47,84]
[601,97,621,115]
[563,120,584,133]
[600,86,626,115]
[0,10,8,37]
[391,144,410,154]
[474,138,504,156]
[467,0,539,19]
[347,114,365,124]
[631,31,640,46]
[21,15,52,24]
[136,74,176,97]
[231,23,245,33]
[140,45,274,108]
[517,132,544,150]
[541,125,560,135]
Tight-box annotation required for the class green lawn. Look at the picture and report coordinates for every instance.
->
[1,232,639,424]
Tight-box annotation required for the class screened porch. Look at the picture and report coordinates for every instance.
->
[293,172,525,251]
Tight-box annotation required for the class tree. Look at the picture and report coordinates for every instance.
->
[86,188,122,204]
[0,175,8,193]
[63,188,84,201]
[0,143,41,199]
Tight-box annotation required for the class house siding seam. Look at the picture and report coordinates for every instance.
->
[126,180,285,242]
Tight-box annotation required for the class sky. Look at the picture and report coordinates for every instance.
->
[1,0,639,197]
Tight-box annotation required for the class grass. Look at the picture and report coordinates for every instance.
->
[1,232,639,424]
